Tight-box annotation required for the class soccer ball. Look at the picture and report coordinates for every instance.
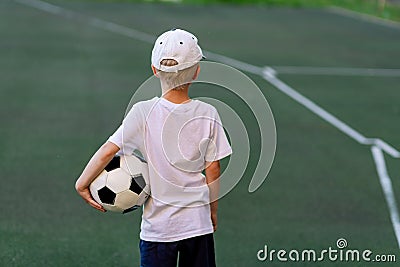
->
[90,154,150,213]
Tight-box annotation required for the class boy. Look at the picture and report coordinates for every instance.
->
[75,28,232,267]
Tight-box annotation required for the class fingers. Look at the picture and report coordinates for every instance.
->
[77,188,107,212]
[87,199,107,212]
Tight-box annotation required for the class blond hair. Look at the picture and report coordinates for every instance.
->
[156,59,199,91]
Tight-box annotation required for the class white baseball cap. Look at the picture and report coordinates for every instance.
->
[151,28,204,73]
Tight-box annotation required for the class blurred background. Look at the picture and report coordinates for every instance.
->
[1,0,400,266]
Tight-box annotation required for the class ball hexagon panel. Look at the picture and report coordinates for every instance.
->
[106,168,131,193]
[121,155,144,174]
[114,190,139,210]
[102,203,124,213]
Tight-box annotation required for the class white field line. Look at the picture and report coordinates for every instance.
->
[12,0,264,75]
[327,6,400,30]
[13,0,156,44]
[203,51,264,76]
[262,68,400,158]
[371,146,400,248]
[14,0,400,81]
[14,0,400,247]
[272,66,400,77]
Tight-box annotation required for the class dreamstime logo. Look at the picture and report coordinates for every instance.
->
[336,238,347,249]
[257,238,396,263]
[121,61,276,206]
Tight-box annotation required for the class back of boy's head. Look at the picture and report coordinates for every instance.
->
[151,29,204,91]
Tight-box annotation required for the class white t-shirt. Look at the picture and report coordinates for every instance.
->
[108,97,232,242]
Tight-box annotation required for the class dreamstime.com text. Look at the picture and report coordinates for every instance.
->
[257,238,396,263]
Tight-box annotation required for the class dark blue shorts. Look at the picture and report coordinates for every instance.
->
[139,233,216,267]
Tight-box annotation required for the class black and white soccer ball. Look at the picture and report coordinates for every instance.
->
[89,154,150,213]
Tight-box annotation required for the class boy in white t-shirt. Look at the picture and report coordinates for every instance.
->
[75,28,232,267]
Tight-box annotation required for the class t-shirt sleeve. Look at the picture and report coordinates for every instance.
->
[205,109,232,162]
[108,103,143,156]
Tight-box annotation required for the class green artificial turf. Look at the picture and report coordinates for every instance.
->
[1,0,399,266]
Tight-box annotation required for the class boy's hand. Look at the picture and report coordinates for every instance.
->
[211,213,217,232]
[76,186,106,213]
[74,142,119,213]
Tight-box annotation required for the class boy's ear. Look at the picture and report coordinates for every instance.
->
[151,65,159,77]
[193,65,200,80]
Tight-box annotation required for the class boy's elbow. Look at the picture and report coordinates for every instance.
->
[207,161,220,171]
[75,179,84,192]
[206,161,221,178]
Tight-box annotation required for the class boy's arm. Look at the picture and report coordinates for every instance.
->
[205,161,221,232]
[75,141,120,212]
